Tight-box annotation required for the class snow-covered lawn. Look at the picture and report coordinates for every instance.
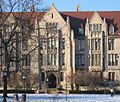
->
[0,94,120,102]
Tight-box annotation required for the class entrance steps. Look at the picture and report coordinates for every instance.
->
[47,88,58,94]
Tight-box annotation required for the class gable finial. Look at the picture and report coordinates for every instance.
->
[67,16,70,25]
[86,18,89,23]
[104,17,106,22]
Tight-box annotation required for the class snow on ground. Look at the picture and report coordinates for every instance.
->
[0,94,120,102]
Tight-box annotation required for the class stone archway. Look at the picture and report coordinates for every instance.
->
[48,73,57,88]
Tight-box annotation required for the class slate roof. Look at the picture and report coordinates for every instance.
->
[1,11,120,36]
[60,11,120,36]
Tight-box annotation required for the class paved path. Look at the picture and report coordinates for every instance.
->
[0,94,120,102]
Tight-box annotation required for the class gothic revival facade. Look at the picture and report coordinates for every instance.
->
[31,4,120,90]
[1,4,120,90]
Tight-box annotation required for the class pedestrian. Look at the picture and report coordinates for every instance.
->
[21,94,26,102]
[13,94,20,102]
[110,88,114,97]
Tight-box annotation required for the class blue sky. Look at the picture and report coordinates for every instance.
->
[43,0,120,11]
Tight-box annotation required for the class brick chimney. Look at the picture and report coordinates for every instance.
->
[77,4,80,11]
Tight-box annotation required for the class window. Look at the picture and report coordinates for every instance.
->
[60,72,64,81]
[115,54,118,66]
[81,54,85,66]
[52,14,53,19]
[109,25,114,34]
[78,27,84,35]
[62,38,65,49]
[48,54,51,65]
[98,39,101,50]
[92,54,101,66]
[81,40,85,50]
[48,39,50,49]
[91,39,94,50]
[93,38,101,50]
[54,54,56,65]
[47,53,56,65]
[92,24,102,32]
[41,72,45,81]
[40,54,43,65]
[108,39,114,50]
[108,54,111,66]
[51,54,53,65]
[22,54,30,66]
[51,38,54,49]
[108,54,118,66]
[93,24,98,31]
[46,22,58,35]
[98,54,101,65]
[91,54,94,66]
[78,39,85,50]
[89,24,92,31]
[91,54,101,66]
[62,53,65,65]
[78,40,81,50]
[98,24,102,31]
[75,54,85,67]
[112,54,114,66]
[95,39,97,50]
[95,54,97,65]
[108,72,115,81]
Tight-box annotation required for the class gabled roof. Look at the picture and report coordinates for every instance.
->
[1,11,120,36]
[60,11,120,36]
[0,12,45,26]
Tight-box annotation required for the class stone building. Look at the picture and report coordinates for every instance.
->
[31,4,120,90]
[1,4,120,90]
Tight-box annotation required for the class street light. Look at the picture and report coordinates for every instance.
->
[46,78,49,93]
[2,67,8,99]
[22,75,26,90]
[103,79,107,94]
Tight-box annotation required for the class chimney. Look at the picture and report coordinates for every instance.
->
[76,4,80,11]
[29,5,35,12]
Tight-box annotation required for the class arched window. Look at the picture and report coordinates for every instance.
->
[109,24,114,34]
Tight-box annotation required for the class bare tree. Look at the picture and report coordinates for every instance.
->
[71,70,104,91]
[0,0,46,97]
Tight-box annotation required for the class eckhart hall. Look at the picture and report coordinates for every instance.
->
[1,4,120,90]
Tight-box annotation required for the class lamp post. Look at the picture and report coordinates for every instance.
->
[2,67,8,99]
[23,75,26,90]
[103,79,107,94]
[46,78,48,93]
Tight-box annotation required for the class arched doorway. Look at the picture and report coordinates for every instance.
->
[48,73,57,88]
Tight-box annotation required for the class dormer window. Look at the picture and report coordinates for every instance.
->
[109,24,114,34]
[78,27,84,35]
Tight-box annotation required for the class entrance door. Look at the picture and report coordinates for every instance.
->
[48,74,56,88]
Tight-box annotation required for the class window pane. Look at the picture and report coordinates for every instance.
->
[81,54,85,66]
[62,53,65,65]
[62,38,65,49]
[98,39,101,50]
[91,39,94,50]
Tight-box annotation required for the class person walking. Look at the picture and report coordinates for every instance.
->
[13,94,20,102]
[110,88,114,97]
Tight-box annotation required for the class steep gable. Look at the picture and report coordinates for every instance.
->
[40,4,66,27]
[6,13,15,24]
[89,12,103,24]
